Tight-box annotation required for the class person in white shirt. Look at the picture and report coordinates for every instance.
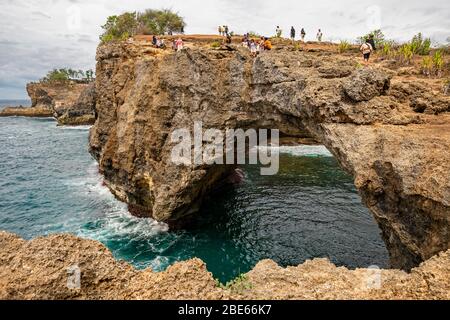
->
[360,39,374,62]
[276,26,282,38]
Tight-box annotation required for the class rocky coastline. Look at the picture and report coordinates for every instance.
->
[1,37,448,300]
[0,80,96,126]
[0,231,448,300]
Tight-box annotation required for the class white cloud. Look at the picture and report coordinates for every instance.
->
[0,0,449,99]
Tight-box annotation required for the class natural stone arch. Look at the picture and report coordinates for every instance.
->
[90,42,450,270]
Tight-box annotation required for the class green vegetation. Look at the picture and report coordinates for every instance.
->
[100,12,138,43]
[137,9,186,35]
[370,31,446,74]
[418,49,446,77]
[338,40,351,53]
[247,31,261,38]
[100,9,186,43]
[211,41,221,48]
[379,40,397,58]
[359,31,431,59]
[409,33,431,55]
[398,44,414,65]
[41,68,94,83]
[358,29,385,48]
[432,50,444,76]
[216,274,253,293]
[421,56,434,76]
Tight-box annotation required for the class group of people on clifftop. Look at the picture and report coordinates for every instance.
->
[241,34,273,57]
[284,26,323,42]
[217,25,377,63]
[218,25,230,36]
[152,35,184,51]
[152,24,377,62]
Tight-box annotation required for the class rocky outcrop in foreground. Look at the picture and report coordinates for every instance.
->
[0,81,96,125]
[0,232,448,300]
[90,41,450,271]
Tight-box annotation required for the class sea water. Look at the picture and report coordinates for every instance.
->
[0,99,31,110]
[0,117,389,282]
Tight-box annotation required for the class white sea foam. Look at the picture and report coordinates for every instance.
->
[66,162,169,243]
[253,145,333,157]
[58,125,92,131]
[278,145,333,157]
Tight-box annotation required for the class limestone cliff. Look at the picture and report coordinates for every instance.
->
[0,81,96,125]
[89,41,450,271]
[0,232,448,300]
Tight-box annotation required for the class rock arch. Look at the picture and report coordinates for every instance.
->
[90,42,450,270]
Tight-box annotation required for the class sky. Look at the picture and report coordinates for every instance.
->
[0,0,449,99]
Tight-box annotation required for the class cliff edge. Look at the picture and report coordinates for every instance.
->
[0,232,448,300]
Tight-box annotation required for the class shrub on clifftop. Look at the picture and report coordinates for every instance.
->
[137,9,186,35]
[100,9,186,43]
[100,12,138,43]
[40,68,94,83]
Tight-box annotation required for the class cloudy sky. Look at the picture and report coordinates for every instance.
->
[0,0,449,99]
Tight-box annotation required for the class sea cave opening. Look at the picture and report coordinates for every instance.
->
[171,144,390,283]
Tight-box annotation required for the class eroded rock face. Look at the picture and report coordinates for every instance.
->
[0,81,96,125]
[0,232,448,300]
[90,42,450,270]
[58,82,97,126]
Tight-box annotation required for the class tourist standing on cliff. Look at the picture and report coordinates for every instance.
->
[360,39,373,63]
[224,25,229,36]
[250,39,258,57]
[290,27,296,42]
[264,38,273,50]
[175,38,184,51]
[367,34,376,51]
[317,29,323,42]
[276,26,282,38]
[218,26,223,36]
[300,28,306,42]
[242,33,250,48]
[259,37,266,52]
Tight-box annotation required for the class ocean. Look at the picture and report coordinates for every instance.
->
[0,99,31,110]
[0,116,389,282]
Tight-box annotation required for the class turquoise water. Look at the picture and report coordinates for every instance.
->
[0,117,389,282]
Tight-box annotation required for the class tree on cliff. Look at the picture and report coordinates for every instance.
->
[100,9,186,42]
[100,12,138,42]
[137,9,186,35]
[41,69,94,83]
